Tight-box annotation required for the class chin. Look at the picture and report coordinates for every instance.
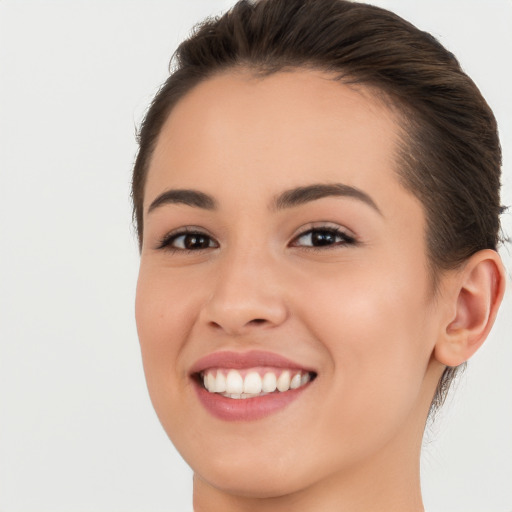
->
[194,460,311,499]
[170,430,312,499]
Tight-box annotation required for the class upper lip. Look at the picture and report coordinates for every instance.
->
[190,350,317,375]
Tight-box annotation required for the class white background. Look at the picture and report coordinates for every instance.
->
[0,1,511,511]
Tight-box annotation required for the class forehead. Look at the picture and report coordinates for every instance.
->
[145,69,411,218]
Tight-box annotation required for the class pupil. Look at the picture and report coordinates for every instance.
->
[312,231,334,246]
[185,234,209,249]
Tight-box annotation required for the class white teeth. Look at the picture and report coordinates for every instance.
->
[215,371,226,393]
[243,371,262,394]
[262,372,277,393]
[276,370,291,392]
[206,372,216,392]
[290,372,301,389]
[228,393,264,399]
[225,369,244,394]
[202,368,313,396]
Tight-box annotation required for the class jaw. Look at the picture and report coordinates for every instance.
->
[189,362,441,512]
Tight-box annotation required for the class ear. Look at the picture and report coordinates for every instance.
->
[434,249,506,367]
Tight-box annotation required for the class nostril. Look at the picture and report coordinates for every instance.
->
[207,317,269,335]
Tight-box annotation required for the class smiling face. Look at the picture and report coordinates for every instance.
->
[135,69,447,506]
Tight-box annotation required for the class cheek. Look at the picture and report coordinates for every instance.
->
[299,255,431,350]
[134,264,195,409]
[297,259,434,432]
[135,261,196,344]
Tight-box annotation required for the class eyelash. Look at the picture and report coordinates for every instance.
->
[157,227,218,252]
[156,225,356,253]
[290,226,356,251]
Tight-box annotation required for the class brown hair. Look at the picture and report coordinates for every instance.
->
[131,0,504,413]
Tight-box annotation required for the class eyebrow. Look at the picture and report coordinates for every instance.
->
[271,183,382,215]
[147,189,217,214]
[147,183,381,216]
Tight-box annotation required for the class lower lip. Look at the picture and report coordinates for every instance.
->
[193,379,311,421]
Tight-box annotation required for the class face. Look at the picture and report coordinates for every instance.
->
[135,70,446,498]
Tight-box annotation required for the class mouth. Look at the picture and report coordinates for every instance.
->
[190,351,318,421]
[197,367,315,399]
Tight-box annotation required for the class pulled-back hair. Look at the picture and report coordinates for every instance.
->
[132,0,504,413]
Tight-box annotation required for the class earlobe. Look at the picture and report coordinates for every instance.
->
[434,249,506,367]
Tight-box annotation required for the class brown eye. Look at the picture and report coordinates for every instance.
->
[180,234,213,250]
[159,231,218,251]
[292,228,355,248]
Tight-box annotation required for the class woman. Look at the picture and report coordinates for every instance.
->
[132,0,506,510]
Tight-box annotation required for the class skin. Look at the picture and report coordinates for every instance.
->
[135,70,505,512]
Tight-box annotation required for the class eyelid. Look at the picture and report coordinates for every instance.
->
[290,222,357,241]
[155,222,357,252]
[156,226,219,251]
[288,223,358,251]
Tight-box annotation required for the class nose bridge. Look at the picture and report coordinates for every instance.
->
[201,237,287,333]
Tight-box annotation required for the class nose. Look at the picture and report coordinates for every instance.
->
[199,247,288,336]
